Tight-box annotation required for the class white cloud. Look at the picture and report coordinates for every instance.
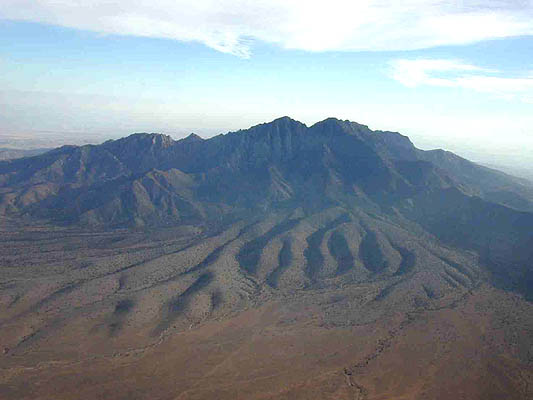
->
[1,1,532,57]
[390,58,533,101]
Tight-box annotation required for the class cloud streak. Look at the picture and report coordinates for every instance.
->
[1,1,532,57]
[390,58,533,102]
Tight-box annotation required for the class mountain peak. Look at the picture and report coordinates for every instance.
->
[312,117,366,128]
[271,115,300,123]
[315,117,342,124]
[309,118,371,138]
[124,132,174,147]
[260,116,307,129]
[181,133,204,142]
[230,116,307,140]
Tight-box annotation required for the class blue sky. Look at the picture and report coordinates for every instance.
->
[0,1,532,169]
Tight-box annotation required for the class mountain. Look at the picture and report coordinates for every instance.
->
[1,117,532,400]
[1,117,532,227]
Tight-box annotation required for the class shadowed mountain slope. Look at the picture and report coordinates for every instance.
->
[1,117,532,400]
[2,117,531,226]
[0,117,531,298]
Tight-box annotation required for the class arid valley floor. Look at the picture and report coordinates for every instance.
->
[1,217,532,400]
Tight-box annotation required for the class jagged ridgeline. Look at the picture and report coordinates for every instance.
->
[1,117,532,227]
[0,116,532,327]
[2,117,533,399]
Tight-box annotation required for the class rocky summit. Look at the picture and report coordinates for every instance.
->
[0,117,532,400]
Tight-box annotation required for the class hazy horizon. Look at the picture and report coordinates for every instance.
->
[1,1,532,174]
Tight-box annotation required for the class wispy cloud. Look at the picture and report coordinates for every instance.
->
[390,58,533,102]
[1,1,532,57]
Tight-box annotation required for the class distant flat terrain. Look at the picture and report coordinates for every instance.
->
[0,148,51,161]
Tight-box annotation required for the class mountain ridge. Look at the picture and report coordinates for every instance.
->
[1,117,533,399]
[1,117,531,227]
[1,118,531,301]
